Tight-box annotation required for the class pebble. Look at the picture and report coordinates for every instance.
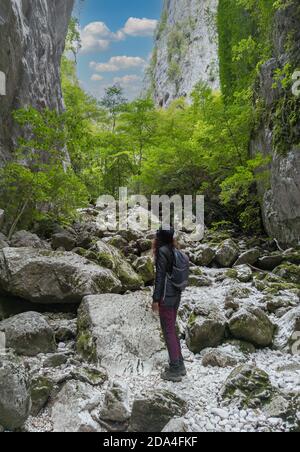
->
[211,408,229,420]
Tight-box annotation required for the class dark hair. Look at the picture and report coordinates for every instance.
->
[152,228,177,260]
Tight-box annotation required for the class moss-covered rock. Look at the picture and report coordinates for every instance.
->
[30,375,54,416]
[133,256,155,284]
[129,389,187,432]
[273,263,300,285]
[220,364,275,408]
[215,239,239,268]
[228,307,276,347]
[95,241,142,291]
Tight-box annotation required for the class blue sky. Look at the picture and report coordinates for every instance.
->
[75,0,162,100]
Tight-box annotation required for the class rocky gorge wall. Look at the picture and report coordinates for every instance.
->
[0,0,74,163]
[150,0,220,107]
[250,2,300,247]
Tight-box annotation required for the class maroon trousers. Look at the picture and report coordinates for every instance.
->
[159,303,182,364]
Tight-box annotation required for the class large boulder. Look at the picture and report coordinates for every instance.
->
[0,248,121,304]
[273,306,300,351]
[215,239,239,268]
[229,307,275,347]
[0,312,56,356]
[50,381,102,432]
[95,241,142,291]
[257,255,283,271]
[99,381,131,423]
[10,230,49,249]
[220,364,275,408]
[0,354,31,430]
[129,389,187,432]
[77,292,165,376]
[186,301,227,353]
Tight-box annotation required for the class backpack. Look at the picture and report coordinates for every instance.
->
[167,249,190,292]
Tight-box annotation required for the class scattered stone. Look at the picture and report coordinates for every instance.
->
[43,353,68,368]
[99,381,131,423]
[0,247,121,304]
[211,408,229,420]
[0,353,31,429]
[0,312,56,356]
[106,235,128,250]
[229,307,275,347]
[129,389,187,432]
[202,349,239,368]
[235,265,253,283]
[189,275,213,287]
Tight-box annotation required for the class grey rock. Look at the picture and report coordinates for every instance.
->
[0,312,56,356]
[186,301,227,353]
[52,232,76,251]
[229,307,276,348]
[193,246,215,267]
[0,233,8,250]
[162,417,189,432]
[0,0,74,162]
[273,306,300,351]
[189,275,213,287]
[129,389,187,432]
[77,292,166,376]
[50,380,103,432]
[273,263,300,285]
[215,239,239,268]
[43,353,68,368]
[30,375,54,416]
[235,265,253,283]
[257,255,284,271]
[10,230,49,249]
[133,256,155,284]
[0,210,4,230]
[95,241,142,291]
[234,249,261,266]
[202,349,240,368]
[100,381,131,423]
[0,247,121,304]
[0,354,31,429]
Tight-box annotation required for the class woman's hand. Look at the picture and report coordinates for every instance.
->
[152,302,160,314]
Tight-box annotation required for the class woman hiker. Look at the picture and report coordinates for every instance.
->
[152,227,189,382]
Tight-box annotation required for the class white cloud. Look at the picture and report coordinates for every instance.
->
[80,21,124,54]
[113,75,142,85]
[80,17,157,54]
[122,17,158,37]
[90,56,146,73]
[91,74,104,81]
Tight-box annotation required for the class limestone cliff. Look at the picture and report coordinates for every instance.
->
[250,2,300,247]
[150,0,219,107]
[0,0,74,163]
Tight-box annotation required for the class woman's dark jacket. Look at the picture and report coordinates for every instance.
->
[153,245,181,307]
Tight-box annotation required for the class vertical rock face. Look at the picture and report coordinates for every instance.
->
[0,0,74,163]
[151,0,219,107]
[250,2,300,247]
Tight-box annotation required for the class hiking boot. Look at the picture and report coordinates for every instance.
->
[161,363,183,382]
[164,360,187,377]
